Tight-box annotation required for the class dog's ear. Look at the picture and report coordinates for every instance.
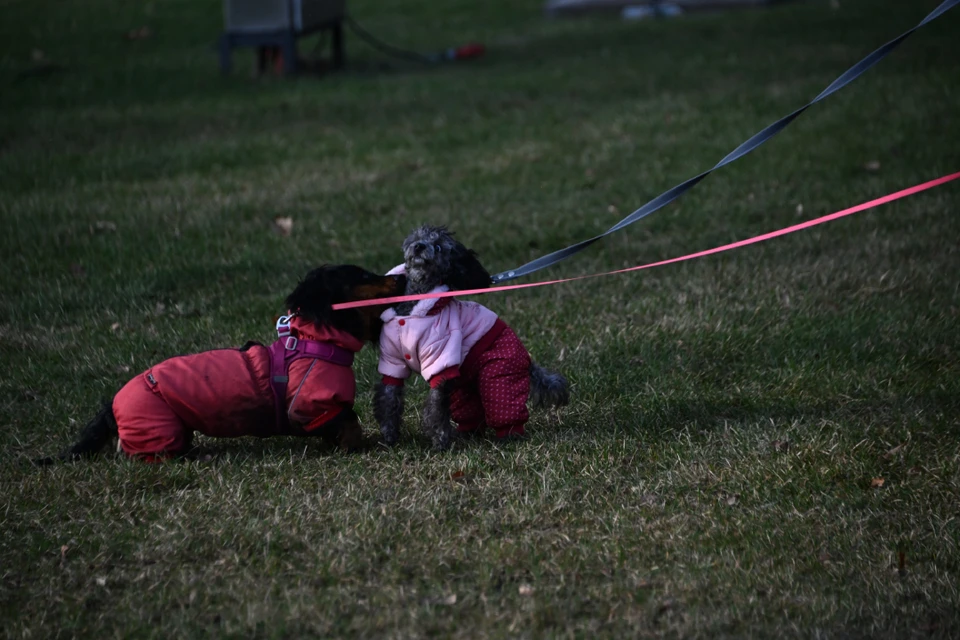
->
[447,243,492,291]
[285,268,336,326]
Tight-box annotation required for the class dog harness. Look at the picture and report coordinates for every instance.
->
[269,314,354,432]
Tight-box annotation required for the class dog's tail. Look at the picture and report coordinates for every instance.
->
[34,399,118,465]
[529,363,570,410]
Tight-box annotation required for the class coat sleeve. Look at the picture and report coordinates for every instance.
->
[378,325,412,379]
[419,329,464,381]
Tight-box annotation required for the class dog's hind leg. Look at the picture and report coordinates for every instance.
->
[373,382,405,446]
[34,399,118,465]
[529,363,570,409]
[422,382,454,451]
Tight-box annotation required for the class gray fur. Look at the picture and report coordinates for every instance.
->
[393,225,464,315]
[422,382,454,451]
[373,381,405,446]
[372,225,570,451]
[529,363,570,409]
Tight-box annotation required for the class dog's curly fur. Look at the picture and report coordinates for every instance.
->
[374,225,569,450]
[37,264,405,464]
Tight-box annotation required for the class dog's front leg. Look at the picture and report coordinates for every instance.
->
[422,382,454,451]
[373,381,405,446]
[321,409,365,453]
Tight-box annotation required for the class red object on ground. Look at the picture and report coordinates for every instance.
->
[453,43,485,60]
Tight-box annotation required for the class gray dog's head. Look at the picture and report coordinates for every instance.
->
[402,225,492,293]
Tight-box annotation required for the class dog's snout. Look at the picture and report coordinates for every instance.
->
[412,242,428,256]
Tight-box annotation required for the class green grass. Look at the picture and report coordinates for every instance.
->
[2,0,960,636]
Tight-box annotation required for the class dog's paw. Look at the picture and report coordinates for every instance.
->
[431,438,452,452]
[379,426,401,447]
[337,422,365,453]
[430,427,454,451]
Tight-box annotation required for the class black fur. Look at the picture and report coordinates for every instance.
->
[38,264,404,464]
[447,243,492,292]
[285,264,405,344]
[34,400,119,465]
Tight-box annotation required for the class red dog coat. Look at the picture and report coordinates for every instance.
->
[112,317,361,460]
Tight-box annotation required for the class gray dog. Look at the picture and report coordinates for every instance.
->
[373,225,569,450]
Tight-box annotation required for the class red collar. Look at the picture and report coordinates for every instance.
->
[289,317,364,353]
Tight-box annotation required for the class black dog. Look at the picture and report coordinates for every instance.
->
[38,265,405,463]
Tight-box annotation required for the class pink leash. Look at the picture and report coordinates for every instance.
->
[333,171,960,311]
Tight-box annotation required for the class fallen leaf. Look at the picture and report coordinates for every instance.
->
[273,216,293,236]
[92,221,117,233]
[442,594,457,605]
[450,470,467,482]
[871,477,885,489]
[96,576,107,586]
[31,48,45,62]
[518,584,534,596]
[110,322,122,332]
[607,204,619,214]
[795,203,804,215]
[60,545,69,563]
[771,439,790,452]
[70,263,86,278]
[114,365,131,374]
[898,551,906,577]
[864,160,881,172]
[726,494,738,506]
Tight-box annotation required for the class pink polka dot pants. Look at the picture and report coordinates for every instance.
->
[449,326,531,439]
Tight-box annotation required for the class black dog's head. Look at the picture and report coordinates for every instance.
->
[401,225,491,294]
[285,265,406,343]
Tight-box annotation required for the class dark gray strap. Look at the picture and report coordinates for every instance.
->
[491,0,959,283]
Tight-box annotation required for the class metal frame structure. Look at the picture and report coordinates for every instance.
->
[220,0,346,75]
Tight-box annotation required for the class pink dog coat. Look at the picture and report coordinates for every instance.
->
[112,316,361,460]
[378,277,531,438]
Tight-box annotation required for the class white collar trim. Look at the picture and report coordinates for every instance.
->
[380,284,450,322]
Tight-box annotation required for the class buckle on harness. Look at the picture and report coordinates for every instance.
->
[284,336,298,351]
[276,314,293,338]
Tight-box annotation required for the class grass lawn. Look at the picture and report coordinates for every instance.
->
[2,0,959,636]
